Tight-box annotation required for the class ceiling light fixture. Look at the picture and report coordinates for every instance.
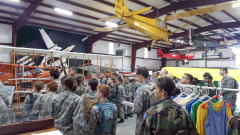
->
[105,21,118,27]
[9,0,20,2]
[54,8,73,16]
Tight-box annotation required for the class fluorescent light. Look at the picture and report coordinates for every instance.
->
[105,21,118,27]
[54,8,73,16]
[9,0,19,1]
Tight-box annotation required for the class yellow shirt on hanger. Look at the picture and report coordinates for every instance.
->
[195,100,232,135]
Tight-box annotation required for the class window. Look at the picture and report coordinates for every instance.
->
[109,42,114,55]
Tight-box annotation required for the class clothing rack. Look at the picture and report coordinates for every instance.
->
[175,83,240,92]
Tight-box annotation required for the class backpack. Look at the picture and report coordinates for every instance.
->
[84,95,99,122]
[97,102,115,133]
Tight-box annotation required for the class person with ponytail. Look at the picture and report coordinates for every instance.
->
[140,77,198,135]
[74,74,86,96]
[52,76,81,135]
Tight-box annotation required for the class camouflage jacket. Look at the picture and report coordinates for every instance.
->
[118,84,126,102]
[0,96,13,125]
[221,75,238,104]
[88,99,117,135]
[140,99,198,135]
[73,90,97,135]
[52,90,82,135]
[75,85,86,97]
[22,92,43,120]
[55,80,62,94]
[133,80,155,135]
[108,83,119,104]
[31,91,56,120]
[123,82,134,100]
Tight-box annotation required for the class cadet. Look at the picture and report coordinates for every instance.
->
[75,74,86,96]
[180,73,194,94]
[108,77,119,104]
[88,84,117,135]
[133,67,155,135]
[220,67,238,114]
[49,70,62,94]
[123,76,134,117]
[151,70,159,83]
[52,76,81,135]
[116,77,126,123]
[22,81,44,120]
[140,77,198,135]
[69,67,76,78]
[31,81,58,120]
[203,72,216,97]
[74,78,99,134]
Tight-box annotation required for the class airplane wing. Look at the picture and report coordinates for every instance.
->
[165,1,240,21]
[93,24,130,32]
[99,15,119,22]
[39,29,62,51]
[124,7,152,17]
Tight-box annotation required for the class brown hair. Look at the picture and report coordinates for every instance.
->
[97,84,110,98]
[33,81,44,91]
[47,81,58,92]
[184,73,193,83]
[61,75,68,85]
[75,74,84,86]
[156,77,180,97]
[64,76,77,91]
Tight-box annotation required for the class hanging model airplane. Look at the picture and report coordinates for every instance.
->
[94,0,240,48]
[157,49,194,65]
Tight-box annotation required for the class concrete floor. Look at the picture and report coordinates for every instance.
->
[116,115,136,135]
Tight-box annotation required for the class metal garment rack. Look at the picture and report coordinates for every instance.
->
[175,84,240,92]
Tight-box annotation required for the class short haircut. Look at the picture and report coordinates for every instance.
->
[184,73,193,82]
[220,67,228,74]
[153,70,159,75]
[97,84,110,98]
[136,67,149,78]
[61,76,68,85]
[47,81,58,92]
[117,77,123,83]
[70,67,76,71]
[88,78,98,91]
[110,77,115,83]
[50,70,60,79]
[203,72,213,80]
[33,81,44,91]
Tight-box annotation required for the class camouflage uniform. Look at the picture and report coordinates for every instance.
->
[0,96,13,125]
[100,78,107,84]
[75,85,86,97]
[88,99,117,135]
[73,90,97,134]
[123,82,134,114]
[52,90,82,135]
[221,75,238,114]
[133,80,155,135]
[140,98,198,135]
[117,84,126,120]
[108,84,119,104]
[31,91,56,120]
[134,81,142,98]
[22,92,43,120]
[55,80,62,94]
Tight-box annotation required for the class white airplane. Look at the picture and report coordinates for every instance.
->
[17,29,75,67]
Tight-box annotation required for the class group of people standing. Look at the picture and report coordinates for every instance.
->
[0,66,238,135]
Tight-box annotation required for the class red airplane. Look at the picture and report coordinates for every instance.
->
[157,49,194,65]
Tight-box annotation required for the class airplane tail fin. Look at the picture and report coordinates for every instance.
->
[157,49,163,57]
[115,0,130,19]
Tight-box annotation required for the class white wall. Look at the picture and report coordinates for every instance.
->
[166,48,236,68]
[0,23,12,63]
[92,40,161,71]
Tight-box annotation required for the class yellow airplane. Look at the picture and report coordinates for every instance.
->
[94,0,240,48]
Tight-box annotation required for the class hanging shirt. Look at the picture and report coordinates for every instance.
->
[191,97,209,125]
[205,101,228,135]
[196,100,232,135]
[187,97,199,114]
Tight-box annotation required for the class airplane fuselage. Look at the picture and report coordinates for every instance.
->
[123,15,170,43]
